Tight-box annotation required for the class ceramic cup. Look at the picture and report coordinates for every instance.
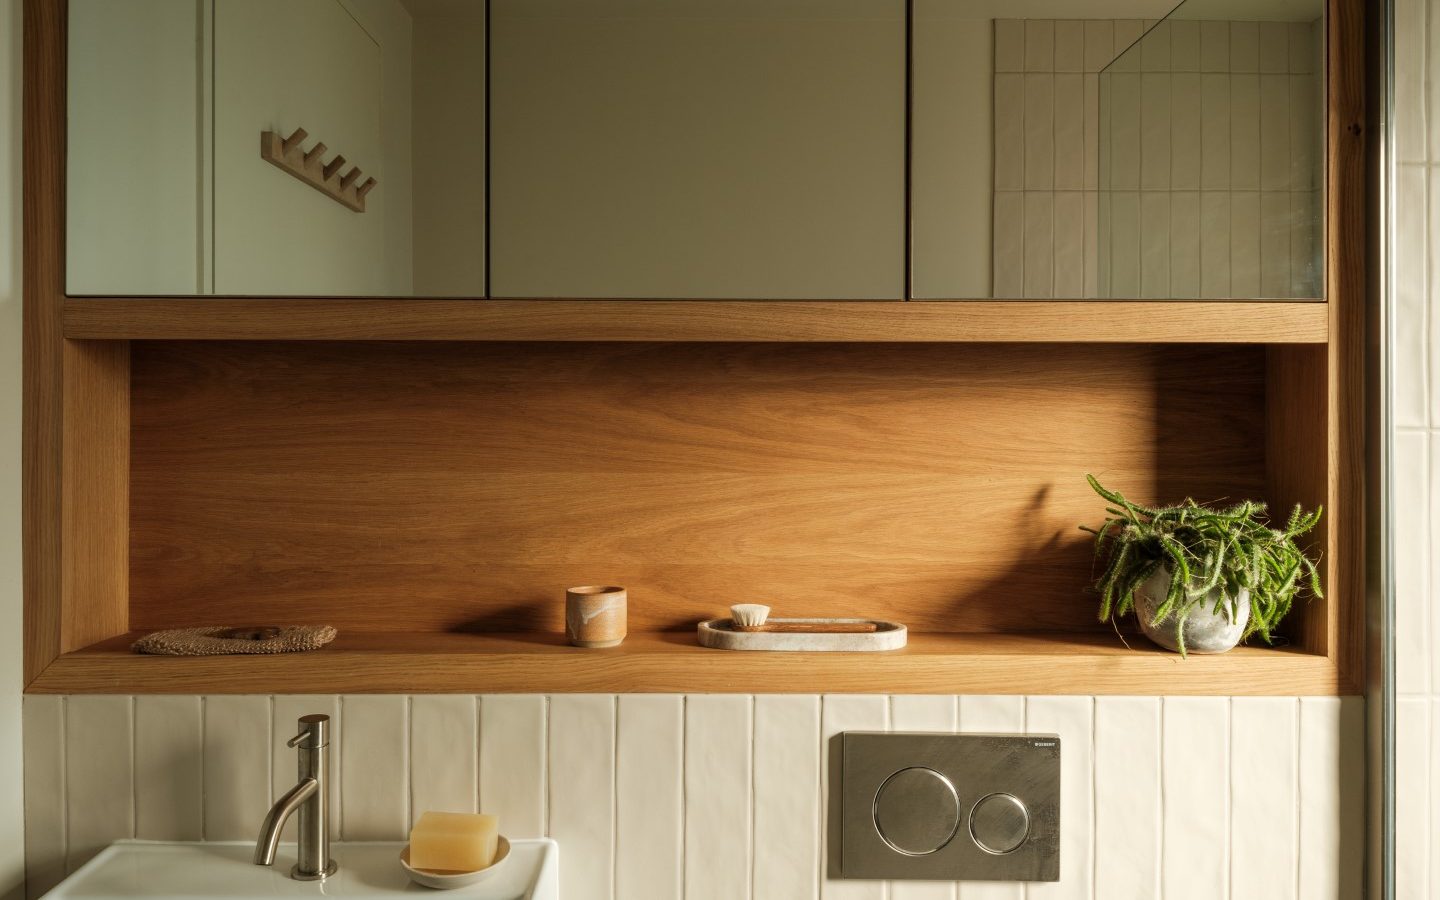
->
[565,585,628,648]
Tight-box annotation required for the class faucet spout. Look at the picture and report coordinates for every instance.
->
[253,777,318,866]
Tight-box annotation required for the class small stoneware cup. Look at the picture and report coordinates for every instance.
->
[565,585,627,648]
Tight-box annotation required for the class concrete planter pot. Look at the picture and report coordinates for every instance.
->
[1133,565,1250,654]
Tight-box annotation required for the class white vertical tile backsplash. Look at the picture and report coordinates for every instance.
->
[202,696,270,842]
[63,696,133,871]
[479,694,547,840]
[684,696,753,900]
[1230,698,1299,900]
[1093,698,1160,900]
[616,695,683,900]
[548,695,615,900]
[133,696,202,841]
[820,696,888,900]
[753,695,822,900]
[409,695,478,822]
[22,697,66,899]
[340,695,408,841]
[1160,697,1229,900]
[1024,697,1093,900]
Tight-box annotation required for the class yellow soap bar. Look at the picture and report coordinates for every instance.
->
[409,811,500,872]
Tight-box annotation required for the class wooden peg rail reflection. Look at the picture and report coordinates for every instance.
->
[260,127,377,213]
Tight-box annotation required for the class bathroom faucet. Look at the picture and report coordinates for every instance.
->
[254,713,337,881]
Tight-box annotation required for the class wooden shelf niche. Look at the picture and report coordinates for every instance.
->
[28,339,1352,696]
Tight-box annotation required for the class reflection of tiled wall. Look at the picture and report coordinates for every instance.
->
[24,693,1362,900]
[995,19,1322,300]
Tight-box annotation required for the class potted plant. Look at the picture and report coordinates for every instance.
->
[1080,475,1323,655]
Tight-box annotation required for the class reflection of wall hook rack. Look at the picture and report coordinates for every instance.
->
[260,127,377,212]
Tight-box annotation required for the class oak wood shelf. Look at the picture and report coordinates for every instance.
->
[26,631,1346,696]
[61,298,1330,343]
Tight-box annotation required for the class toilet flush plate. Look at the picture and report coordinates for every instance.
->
[840,732,1060,882]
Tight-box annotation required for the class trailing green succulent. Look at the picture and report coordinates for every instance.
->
[1080,474,1323,654]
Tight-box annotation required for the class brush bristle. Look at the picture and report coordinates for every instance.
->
[730,604,771,627]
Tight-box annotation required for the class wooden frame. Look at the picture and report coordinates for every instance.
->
[22,0,1368,695]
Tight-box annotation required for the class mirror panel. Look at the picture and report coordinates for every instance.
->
[65,0,1323,300]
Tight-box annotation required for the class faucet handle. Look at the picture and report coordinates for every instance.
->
[287,714,330,750]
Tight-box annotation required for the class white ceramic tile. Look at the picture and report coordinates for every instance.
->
[1200,192,1232,298]
[993,192,1024,298]
[1296,698,1342,900]
[1025,20,1054,73]
[1230,21,1259,73]
[549,695,615,900]
[1413,434,1440,693]
[1054,74,1084,191]
[1139,192,1170,299]
[1024,697,1092,900]
[1231,698,1298,899]
[1396,163,1428,425]
[1396,698,1430,896]
[273,695,341,841]
[1200,21,1229,72]
[1230,191,1260,298]
[203,696,270,842]
[1139,74,1171,191]
[1053,192,1085,299]
[754,696,821,900]
[1230,73,1260,191]
[340,695,408,841]
[1429,0,1440,165]
[1288,22,1314,74]
[1289,74,1318,193]
[1083,191,1099,298]
[23,696,66,898]
[1024,74,1055,192]
[1260,190,1292,298]
[65,696,133,871]
[821,696,887,900]
[1093,698,1159,900]
[1259,74,1291,191]
[1291,190,1321,298]
[1394,0,1425,163]
[1258,21,1289,74]
[1024,192,1055,298]
[479,695,547,839]
[958,696,1024,900]
[1141,21,1170,73]
[1170,73,1201,191]
[1171,20,1199,72]
[1097,191,1112,296]
[1108,191,1141,298]
[1112,20,1143,72]
[1200,74,1231,190]
[994,75,1026,192]
[1083,74,1100,191]
[1107,73,1140,191]
[995,20,1025,73]
[615,695,682,900]
[1055,21,1084,73]
[1170,191,1201,298]
[410,695,478,823]
[1083,20,1113,73]
[685,695,752,900]
[1161,698,1228,900]
[134,696,202,841]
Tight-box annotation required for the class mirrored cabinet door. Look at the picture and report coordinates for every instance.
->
[488,0,906,299]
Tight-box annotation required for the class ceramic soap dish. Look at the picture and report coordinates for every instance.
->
[400,836,511,890]
[697,617,907,651]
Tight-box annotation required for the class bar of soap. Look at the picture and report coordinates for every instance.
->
[409,811,500,872]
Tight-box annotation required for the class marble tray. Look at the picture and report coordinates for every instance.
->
[696,618,907,651]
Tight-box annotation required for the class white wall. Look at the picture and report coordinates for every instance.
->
[1390,0,1440,894]
[22,693,1363,900]
[0,0,25,897]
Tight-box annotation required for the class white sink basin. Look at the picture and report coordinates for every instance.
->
[44,840,559,899]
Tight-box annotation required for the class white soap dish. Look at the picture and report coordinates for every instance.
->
[696,618,907,651]
[400,835,511,890]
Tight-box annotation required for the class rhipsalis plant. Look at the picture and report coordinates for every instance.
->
[1080,474,1323,654]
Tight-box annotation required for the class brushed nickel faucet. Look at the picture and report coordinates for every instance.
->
[253,713,336,881]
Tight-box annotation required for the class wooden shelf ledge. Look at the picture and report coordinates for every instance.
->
[26,631,1349,696]
[62,299,1330,343]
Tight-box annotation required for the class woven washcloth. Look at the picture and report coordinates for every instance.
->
[131,625,338,656]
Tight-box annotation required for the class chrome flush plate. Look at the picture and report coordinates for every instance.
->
[840,732,1060,881]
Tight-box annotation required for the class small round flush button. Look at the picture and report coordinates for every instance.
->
[872,767,961,856]
[969,792,1031,855]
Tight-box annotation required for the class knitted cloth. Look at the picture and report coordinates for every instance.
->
[131,625,337,656]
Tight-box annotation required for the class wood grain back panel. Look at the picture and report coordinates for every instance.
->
[129,342,1267,635]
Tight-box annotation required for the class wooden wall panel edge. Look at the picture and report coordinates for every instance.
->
[1327,0,1368,695]
[22,0,65,686]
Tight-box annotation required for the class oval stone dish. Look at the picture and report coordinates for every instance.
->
[696,618,906,651]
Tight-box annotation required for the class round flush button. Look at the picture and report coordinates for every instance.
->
[872,767,961,856]
[969,792,1031,855]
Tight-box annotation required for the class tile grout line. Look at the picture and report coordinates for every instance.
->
[129,696,137,840]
